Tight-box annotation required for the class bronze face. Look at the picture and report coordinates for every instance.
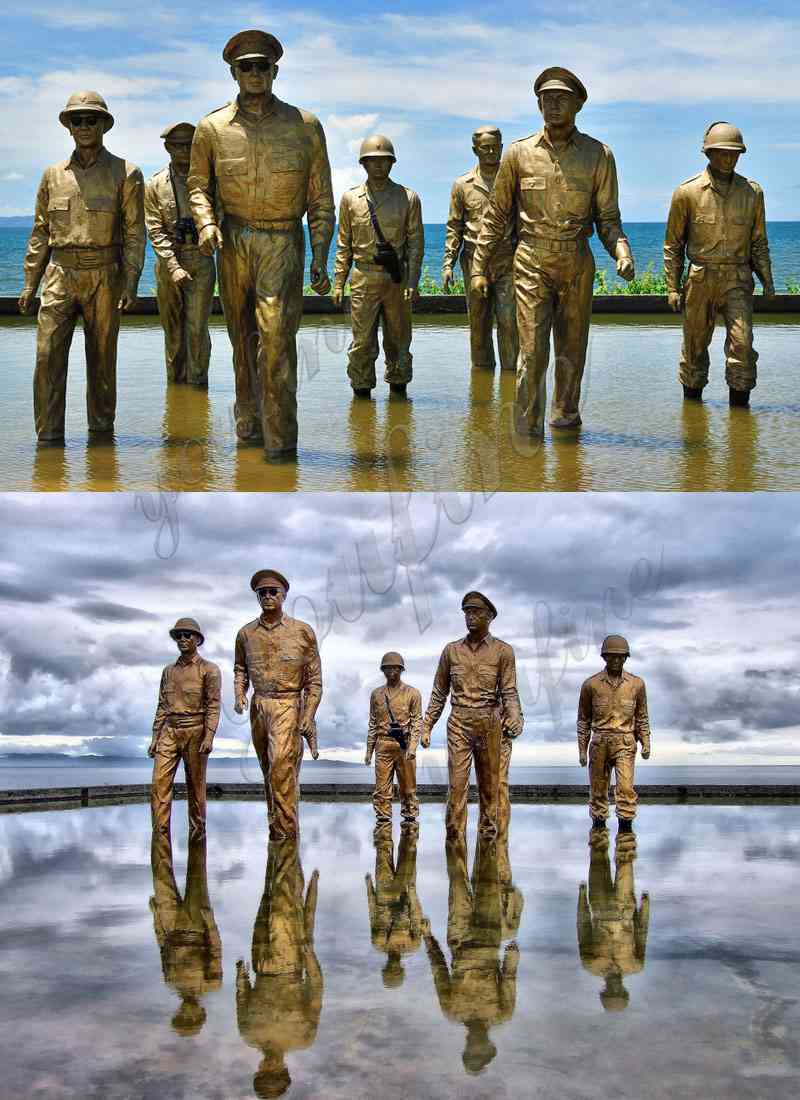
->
[473,130,502,168]
[165,139,192,174]
[538,89,580,132]
[705,148,740,176]
[382,664,403,688]
[231,58,278,101]
[363,155,394,184]
[256,583,287,616]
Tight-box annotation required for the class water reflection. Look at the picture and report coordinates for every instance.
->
[423,836,521,1074]
[149,832,222,1036]
[32,441,69,491]
[725,406,759,491]
[84,432,120,490]
[576,833,649,1012]
[366,825,425,988]
[236,839,322,1098]
[159,382,214,491]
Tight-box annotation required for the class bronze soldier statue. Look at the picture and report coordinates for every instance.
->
[188,29,335,459]
[333,135,424,398]
[424,836,519,1074]
[366,827,425,989]
[149,831,222,1036]
[443,126,518,372]
[234,570,322,840]
[19,91,145,442]
[420,592,523,839]
[577,833,650,1012]
[365,651,422,829]
[577,635,651,835]
[472,68,634,435]
[237,840,322,1098]
[145,122,216,386]
[149,617,221,837]
[665,122,775,407]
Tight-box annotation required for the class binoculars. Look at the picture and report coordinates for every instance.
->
[174,216,200,245]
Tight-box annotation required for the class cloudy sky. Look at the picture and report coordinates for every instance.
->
[0,491,798,766]
[1,1,800,219]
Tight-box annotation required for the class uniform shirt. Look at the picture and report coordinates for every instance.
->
[442,166,514,270]
[366,681,423,756]
[188,95,335,257]
[23,147,145,293]
[663,167,773,293]
[423,633,523,732]
[144,165,194,275]
[472,127,630,276]
[234,613,322,711]
[576,669,650,756]
[333,180,424,291]
[152,653,222,737]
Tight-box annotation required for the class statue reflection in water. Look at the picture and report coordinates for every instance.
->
[423,836,522,1074]
[237,840,322,1098]
[577,832,649,1012]
[149,832,222,1037]
[366,824,425,989]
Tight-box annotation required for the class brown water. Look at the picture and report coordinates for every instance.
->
[3,313,800,491]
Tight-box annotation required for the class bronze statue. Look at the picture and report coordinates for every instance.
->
[234,570,322,840]
[577,833,649,1011]
[443,127,518,372]
[420,592,523,839]
[664,122,775,407]
[472,68,634,435]
[19,91,145,442]
[188,29,335,459]
[149,831,222,1035]
[577,635,651,834]
[149,617,221,836]
[237,840,322,1098]
[365,651,422,828]
[366,827,425,989]
[424,836,520,1074]
[145,122,215,386]
[333,135,424,398]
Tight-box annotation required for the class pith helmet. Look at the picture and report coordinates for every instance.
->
[380,651,405,670]
[169,617,205,644]
[160,122,195,143]
[59,90,114,132]
[600,634,630,656]
[359,134,396,162]
[533,67,588,106]
[461,590,497,619]
[250,569,290,593]
[223,29,283,65]
[702,121,746,153]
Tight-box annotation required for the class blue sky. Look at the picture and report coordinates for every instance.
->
[1,1,800,220]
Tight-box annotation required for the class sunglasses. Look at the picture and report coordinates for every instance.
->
[174,631,197,640]
[237,60,272,73]
[70,114,102,128]
[257,586,282,597]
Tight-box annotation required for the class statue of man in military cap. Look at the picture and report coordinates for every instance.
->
[149,617,222,837]
[333,135,424,398]
[145,123,216,386]
[576,635,651,835]
[472,68,634,436]
[443,127,518,372]
[664,122,775,408]
[234,570,322,840]
[188,29,335,459]
[420,591,523,838]
[364,651,423,829]
[19,91,145,443]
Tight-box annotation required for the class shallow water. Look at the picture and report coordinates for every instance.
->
[3,313,800,491]
[1,800,797,1098]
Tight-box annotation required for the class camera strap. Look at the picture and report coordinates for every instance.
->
[384,690,398,725]
[365,194,389,247]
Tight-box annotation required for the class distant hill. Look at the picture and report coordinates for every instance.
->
[0,217,32,227]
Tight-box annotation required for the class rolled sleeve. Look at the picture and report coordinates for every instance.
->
[663,188,688,294]
[306,118,335,261]
[120,166,145,295]
[593,147,629,260]
[407,688,423,752]
[423,648,451,730]
[443,180,465,270]
[634,682,650,754]
[301,626,323,717]
[405,191,424,288]
[499,647,523,734]
[577,682,592,756]
[152,669,170,737]
[233,628,250,700]
[332,193,353,292]
[204,663,222,738]
[366,692,380,758]
[144,178,179,275]
[188,121,218,231]
[750,185,773,289]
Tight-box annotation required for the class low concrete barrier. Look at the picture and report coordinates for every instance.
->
[2,781,798,813]
[2,294,799,317]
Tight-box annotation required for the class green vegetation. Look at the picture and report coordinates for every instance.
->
[786,277,800,294]
[593,263,669,295]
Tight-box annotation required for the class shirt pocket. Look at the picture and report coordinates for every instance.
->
[476,663,498,695]
[563,187,591,219]
[217,157,249,201]
[48,195,71,221]
[270,150,306,206]
[183,687,203,709]
[450,664,467,693]
[519,175,547,218]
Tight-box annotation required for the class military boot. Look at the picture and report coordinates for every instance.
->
[729,387,750,407]
[682,385,703,401]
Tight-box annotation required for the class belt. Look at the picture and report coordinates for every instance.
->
[51,246,120,269]
[527,236,583,254]
[450,703,500,713]
[226,214,301,232]
[166,715,205,730]
[687,257,749,268]
[254,688,301,699]
[355,260,398,274]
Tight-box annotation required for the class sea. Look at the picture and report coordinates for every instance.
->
[2,223,800,295]
[0,758,797,791]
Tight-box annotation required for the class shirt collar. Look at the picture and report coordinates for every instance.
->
[232,94,280,124]
[600,669,630,686]
[461,631,493,650]
[176,652,200,667]
[259,612,286,631]
[534,126,579,152]
[69,146,106,171]
[468,166,492,194]
[701,165,741,195]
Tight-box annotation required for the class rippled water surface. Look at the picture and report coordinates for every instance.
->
[1,801,797,1098]
[3,313,800,490]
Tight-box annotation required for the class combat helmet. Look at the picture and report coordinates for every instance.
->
[702,122,746,153]
[600,634,630,657]
[359,134,396,162]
